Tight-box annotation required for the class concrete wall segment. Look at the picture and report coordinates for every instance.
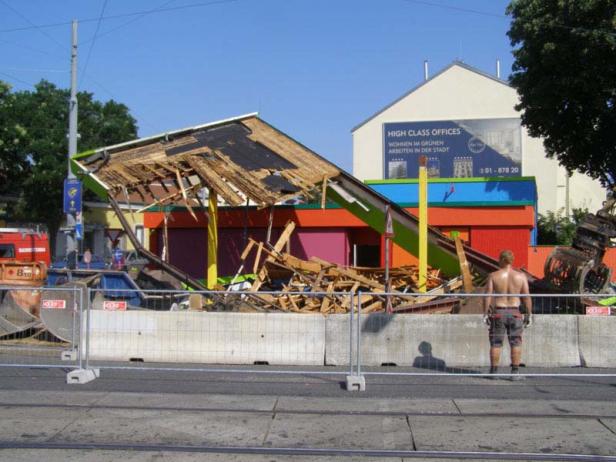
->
[578,316,616,368]
[87,311,326,366]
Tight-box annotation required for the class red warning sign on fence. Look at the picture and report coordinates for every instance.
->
[384,205,395,239]
[585,306,611,316]
[103,301,127,311]
[41,299,66,310]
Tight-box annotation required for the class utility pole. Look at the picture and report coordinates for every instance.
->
[65,20,79,265]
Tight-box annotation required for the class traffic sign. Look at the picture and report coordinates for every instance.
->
[63,178,82,214]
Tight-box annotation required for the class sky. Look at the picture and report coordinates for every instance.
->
[0,0,515,172]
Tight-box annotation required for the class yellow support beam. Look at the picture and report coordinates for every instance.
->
[418,156,428,293]
[207,190,218,289]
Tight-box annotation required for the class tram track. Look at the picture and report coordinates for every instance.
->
[0,441,615,461]
[1,400,615,421]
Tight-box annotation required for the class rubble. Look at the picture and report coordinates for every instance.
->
[220,221,464,315]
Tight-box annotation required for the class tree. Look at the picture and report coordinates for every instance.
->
[536,207,588,245]
[0,82,31,194]
[507,0,616,188]
[0,80,137,246]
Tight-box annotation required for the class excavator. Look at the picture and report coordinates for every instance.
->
[541,188,616,295]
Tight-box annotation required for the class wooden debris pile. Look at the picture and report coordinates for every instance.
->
[229,221,463,314]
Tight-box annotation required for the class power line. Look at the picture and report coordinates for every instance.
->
[0,67,68,73]
[80,0,109,85]
[0,0,65,48]
[401,0,616,38]
[81,0,178,46]
[82,74,162,134]
[0,0,241,34]
[401,0,506,19]
[0,70,35,88]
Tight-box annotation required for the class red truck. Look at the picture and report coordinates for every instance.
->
[0,228,50,337]
[0,228,51,267]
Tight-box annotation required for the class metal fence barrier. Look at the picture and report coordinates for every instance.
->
[1,286,615,387]
[0,285,80,368]
[77,288,353,384]
[355,292,616,381]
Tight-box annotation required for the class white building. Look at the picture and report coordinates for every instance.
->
[352,61,607,215]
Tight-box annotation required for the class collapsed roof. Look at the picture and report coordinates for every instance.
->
[72,113,340,210]
[72,113,508,279]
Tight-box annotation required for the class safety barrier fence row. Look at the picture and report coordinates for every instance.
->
[0,286,615,388]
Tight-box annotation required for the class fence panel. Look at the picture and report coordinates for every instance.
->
[0,285,80,368]
[82,288,354,376]
[355,292,616,378]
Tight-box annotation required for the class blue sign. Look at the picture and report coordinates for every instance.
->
[383,118,522,179]
[63,178,82,214]
[75,223,83,240]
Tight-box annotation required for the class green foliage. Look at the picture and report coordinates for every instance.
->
[0,79,137,240]
[536,207,588,245]
[507,0,616,188]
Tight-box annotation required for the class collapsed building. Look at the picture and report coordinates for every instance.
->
[70,113,507,310]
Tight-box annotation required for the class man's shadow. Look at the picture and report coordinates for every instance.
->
[412,340,480,374]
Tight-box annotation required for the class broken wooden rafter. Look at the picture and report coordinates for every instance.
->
[186,156,245,207]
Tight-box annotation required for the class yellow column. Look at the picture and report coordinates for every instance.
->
[418,156,428,293]
[207,190,218,289]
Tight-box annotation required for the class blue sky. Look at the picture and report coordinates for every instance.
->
[0,0,514,171]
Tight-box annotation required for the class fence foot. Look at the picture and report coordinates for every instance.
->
[345,374,366,392]
[66,368,100,385]
[61,350,77,361]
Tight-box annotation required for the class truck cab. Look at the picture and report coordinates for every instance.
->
[0,228,51,267]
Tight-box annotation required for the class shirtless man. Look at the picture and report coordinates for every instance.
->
[483,250,532,380]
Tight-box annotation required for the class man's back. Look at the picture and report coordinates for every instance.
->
[489,267,527,307]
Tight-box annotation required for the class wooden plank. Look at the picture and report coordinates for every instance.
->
[186,156,245,207]
[174,169,198,221]
[250,221,296,291]
[253,242,264,274]
[320,281,335,313]
[454,235,474,293]
[310,257,389,292]
[321,175,328,209]
[281,254,322,273]
[240,239,256,260]
[362,300,383,313]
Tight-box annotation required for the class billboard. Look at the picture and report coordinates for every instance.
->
[383,118,522,179]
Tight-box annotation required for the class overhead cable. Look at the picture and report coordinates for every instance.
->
[0,0,241,34]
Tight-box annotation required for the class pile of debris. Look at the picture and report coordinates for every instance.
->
[223,221,463,314]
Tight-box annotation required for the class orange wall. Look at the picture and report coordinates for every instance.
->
[528,246,616,282]
[145,205,535,229]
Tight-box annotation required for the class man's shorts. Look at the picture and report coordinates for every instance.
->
[489,308,524,347]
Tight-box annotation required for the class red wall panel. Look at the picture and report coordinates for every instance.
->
[470,227,531,270]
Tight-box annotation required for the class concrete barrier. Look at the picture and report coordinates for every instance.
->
[523,315,580,367]
[326,314,580,368]
[578,316,616,368]
[86,311,325,365]
[83,310,602,368]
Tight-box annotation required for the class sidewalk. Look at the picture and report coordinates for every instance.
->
[1,386,616,460]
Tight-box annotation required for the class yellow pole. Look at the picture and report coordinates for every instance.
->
[207,190,218,289]
[418,156,428,293]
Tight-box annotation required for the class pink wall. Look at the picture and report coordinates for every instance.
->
[290,229,349,266]
[161,227,348,279]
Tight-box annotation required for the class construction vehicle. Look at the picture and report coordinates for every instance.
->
[542,188,616,294]
[0,228,50,337]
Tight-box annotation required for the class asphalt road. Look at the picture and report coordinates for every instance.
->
[2,358,616,401]
[2,354,616,460]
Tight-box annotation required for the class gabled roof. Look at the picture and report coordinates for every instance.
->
[351,60,511,132]
[71,115,341,209]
